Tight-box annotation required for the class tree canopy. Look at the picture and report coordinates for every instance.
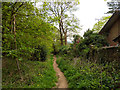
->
[107,0,120,14]
[2,2,56,60]
[41,2,81,45]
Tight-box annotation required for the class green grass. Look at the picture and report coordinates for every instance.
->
[56,55,120,89]
[2,55,57,88]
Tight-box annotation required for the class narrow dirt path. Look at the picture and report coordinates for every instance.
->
[53,55,68,88]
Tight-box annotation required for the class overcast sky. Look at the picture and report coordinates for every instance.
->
[73,0,110,36]
[36,0,111,42]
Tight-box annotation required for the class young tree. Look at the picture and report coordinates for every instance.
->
[63,14,80,45]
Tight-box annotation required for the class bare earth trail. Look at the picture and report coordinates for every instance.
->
[53,55,68,88]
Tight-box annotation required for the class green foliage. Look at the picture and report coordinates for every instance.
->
[39,45,47,61]
[58,45,70,55]
[57,56,120,89]
[83,29,108,47]
[31,45,47,61]
[71,29,108,57]
[73,34,82,44]
[2,2,56,60]
[2,2,57,88]
[52,28,61,55]
[41,2,81,45]
[92,16,111,32]
[2,55,57,88]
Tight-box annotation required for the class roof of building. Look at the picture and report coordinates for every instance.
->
[99,10,120,34]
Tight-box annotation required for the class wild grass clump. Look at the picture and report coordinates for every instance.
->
[2,55,57,88]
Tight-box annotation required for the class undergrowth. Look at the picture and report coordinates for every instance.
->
[56,55,120,89]
[2,55,57,88]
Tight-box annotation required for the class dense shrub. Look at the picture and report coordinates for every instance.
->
[32,45,47,61]
[71,29,108,58]
[39,45,47,61]
[52,43,59,55]
[58,45,70,55]
[2,2,56,62]
[57,56,120,89]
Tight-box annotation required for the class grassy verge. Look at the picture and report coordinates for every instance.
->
[56,55,120,89]
[2,55,57,88]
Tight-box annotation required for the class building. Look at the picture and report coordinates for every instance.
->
[99,10,120,46]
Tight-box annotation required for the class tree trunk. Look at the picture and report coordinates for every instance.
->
[60,34,63,45]
[14,15,17,50]
[60,29,63,46]
[59,4,64,46]
[65,31,67,45]
[53,43,56,55]
[13,15,23,81]
[59,22,63,46]
[10,16,13,33]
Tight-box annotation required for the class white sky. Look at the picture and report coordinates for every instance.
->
[73,0,110,36]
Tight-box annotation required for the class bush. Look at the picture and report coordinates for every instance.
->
[58,45,70,55]
[39,45,47,61]
[32,45,47,61]
[72,30,108,58]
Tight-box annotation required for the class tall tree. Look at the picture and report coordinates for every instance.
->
[41,1,81,45]
[63,14,80,45]
[2,2,56,80]
[2,2,28,81]
[107,0,120,14]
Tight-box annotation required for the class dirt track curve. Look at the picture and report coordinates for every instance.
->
[53,55,68,88]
